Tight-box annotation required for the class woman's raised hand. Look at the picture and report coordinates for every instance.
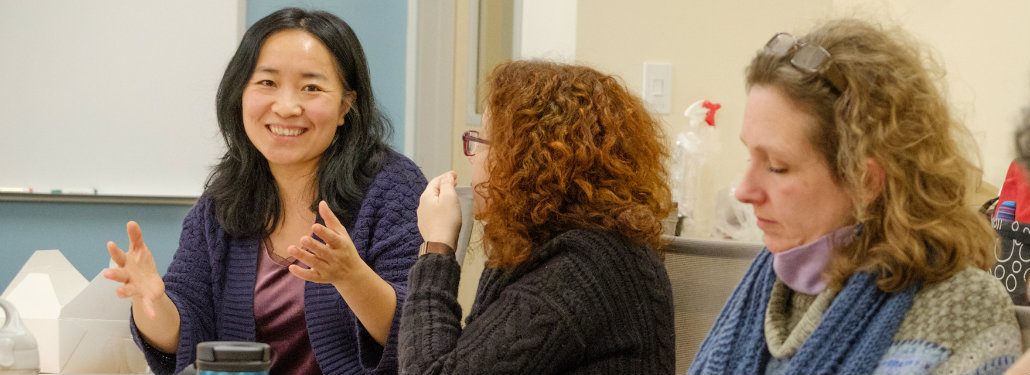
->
[288,200,364,284]
[288,200,400,345]
[417,171,462,250]
[104,221,166,319]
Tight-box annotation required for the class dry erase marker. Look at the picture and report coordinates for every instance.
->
[54,188,98,195]
[0,187,31,193]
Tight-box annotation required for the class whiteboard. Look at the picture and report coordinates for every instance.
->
[0,0,242,197]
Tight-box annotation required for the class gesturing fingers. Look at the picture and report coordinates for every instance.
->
[126,221,146,252]
[296,238,328,265]
[286,245,325,283]
[283,202,363,286]
[312,222,352,253]
[288,263,319,283]
[116,284,138,299]
[318,201,352,239]
[107,241,127,268]
[438,171,458,201]
[314,200,357,254]
[421,173,444,203]
[104,267,129,283]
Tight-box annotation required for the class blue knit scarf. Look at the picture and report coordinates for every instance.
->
[687,249,919,375]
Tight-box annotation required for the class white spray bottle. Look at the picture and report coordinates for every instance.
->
[672,100,721,236]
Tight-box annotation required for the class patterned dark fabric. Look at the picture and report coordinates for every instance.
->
[992,218,1030,306]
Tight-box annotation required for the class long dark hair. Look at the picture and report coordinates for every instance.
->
[206,7,392,238]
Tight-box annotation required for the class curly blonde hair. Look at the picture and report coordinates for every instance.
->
[746,19,995,292]
[478,60,672,268]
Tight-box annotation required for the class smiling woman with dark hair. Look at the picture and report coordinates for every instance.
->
[103,8,425,375]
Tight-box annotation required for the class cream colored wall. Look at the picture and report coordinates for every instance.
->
[518,0,578,61]
[829,0,1030,186]
[577,0,832,236]
[451,1,475,185]
[576,0,1029,237]
[450,0,488,321]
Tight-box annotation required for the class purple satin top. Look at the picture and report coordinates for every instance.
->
[255,241,322,375]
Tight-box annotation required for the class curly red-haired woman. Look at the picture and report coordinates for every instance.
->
[399,60,676,374]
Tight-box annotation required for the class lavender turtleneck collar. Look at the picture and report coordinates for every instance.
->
[772,225,856,295]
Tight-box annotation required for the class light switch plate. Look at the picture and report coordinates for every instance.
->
[642,62,672,114]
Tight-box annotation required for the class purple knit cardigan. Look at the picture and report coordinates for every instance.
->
[130,152,425,375]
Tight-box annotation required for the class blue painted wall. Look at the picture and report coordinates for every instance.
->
[0,0,409,290]
[0,201,191,292]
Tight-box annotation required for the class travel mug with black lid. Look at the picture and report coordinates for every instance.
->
[195,341,270,375]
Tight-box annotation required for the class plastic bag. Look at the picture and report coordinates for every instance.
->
[710,182,763,242]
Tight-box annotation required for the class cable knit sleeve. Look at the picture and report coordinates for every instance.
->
[304,153,425,375]
[129,198,219,375]
[359,155,425,374]
[399,253,587,375]
[400,229,675,375]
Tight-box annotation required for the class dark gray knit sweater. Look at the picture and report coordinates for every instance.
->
[399,229,675,374]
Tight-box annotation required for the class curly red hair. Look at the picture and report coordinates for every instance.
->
[478,60,672,268]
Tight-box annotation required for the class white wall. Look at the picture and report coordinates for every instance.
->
[517,0,578,62]
[0,0,242,197]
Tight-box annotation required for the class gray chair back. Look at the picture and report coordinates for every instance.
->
[662,236,763,374]
[454,186,475,265]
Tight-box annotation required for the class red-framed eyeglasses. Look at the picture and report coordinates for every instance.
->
[462,130,490,156]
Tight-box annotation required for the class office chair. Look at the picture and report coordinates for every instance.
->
[662,236,764,373]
